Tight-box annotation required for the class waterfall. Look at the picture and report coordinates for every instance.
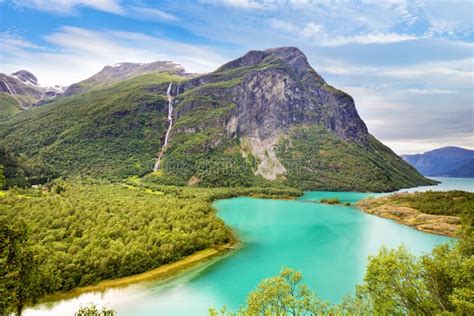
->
[1,80,15,95]
[153,82,175,171]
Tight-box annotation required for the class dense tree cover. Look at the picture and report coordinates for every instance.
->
[0,179,301,308]
[0,217,43,315]
[276,125,435,192]
[0,165,5,188]
[75,303,115,316]
[0,73,182,180]
[212,200,473,315]
[376,190,474,216]
[0,147,54,188]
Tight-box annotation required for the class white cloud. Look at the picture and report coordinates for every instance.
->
[0,27,227,86]
[270,19,418,47]
[129,6,179,22]
[321,32,417,46]
[422,0,474,39]
[10,1,180,23]
[202,0,274,10]
[269,19,297,32]
[406,88,459,95]
[315,56,473,90]
[13,0,125,14]
[342,86,474,154]
[0,31,43,50]
[302,22,323,38]
[299,21,417,46]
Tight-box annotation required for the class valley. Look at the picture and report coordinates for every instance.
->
[1,48,472,316]
[20,177,472,315]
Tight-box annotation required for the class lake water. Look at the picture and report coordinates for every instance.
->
[25,177,473,315]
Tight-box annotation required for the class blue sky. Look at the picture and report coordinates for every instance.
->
[0,0,472,154]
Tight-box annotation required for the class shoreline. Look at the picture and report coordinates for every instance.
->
[41,243,237,303]
[356,197,461,238]
[35,192,289,306]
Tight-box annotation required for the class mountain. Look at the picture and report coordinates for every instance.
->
[402,147,474,178]
[0,47,434,191]
[64,61,189,96]
[0,70,65,118]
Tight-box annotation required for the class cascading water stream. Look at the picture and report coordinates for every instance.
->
[1,79,15,95]
[153,82,174,171]
[1,79,26,108]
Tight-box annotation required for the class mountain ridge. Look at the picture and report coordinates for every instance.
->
[151,47,432,190]
[0,47,434,191]
[402,146,474,178]
[64,60,190,96]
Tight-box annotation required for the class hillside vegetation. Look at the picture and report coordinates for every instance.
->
[0,73,182,180]
[0,93,21,119]
[357,191,473,237]
[365,191,473,217]
[276,125,432,191]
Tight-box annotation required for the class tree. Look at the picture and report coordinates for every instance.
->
[0,217,43,315]
[0,164,6,189]
[358,245,438,314]
[75,303,116,316]
[210,267,329,315]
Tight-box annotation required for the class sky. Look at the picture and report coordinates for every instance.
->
[0,0,472,154]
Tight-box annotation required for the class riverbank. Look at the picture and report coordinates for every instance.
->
[41,244,236,303]
[357,195,462,237]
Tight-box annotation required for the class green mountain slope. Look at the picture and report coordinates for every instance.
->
[0,73,182,180]
[0,47,434,191]
[0,93,22,120]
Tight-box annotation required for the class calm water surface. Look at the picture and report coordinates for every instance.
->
[26,177,473,315]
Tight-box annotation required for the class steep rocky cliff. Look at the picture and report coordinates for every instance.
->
[153,47,433,191]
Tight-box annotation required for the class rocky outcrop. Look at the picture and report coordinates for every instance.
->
[65,61,190,96]
[357,196,461,237]
[11,70,39,85]
[175,47,367,143]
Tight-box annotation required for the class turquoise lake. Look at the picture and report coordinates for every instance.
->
[25,177,473,315]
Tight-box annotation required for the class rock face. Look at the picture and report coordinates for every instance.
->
[65,61,189,96]
[402,146,474,178]
[158,47,433,191]
[177,47,367,142]
[11,70,39,85]
[0,70,65,110]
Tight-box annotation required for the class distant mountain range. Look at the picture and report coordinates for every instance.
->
[0,70,66,119]
[401,147,474,178]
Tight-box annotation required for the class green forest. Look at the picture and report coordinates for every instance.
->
[0,178,301,314]
[372,190,474,216]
